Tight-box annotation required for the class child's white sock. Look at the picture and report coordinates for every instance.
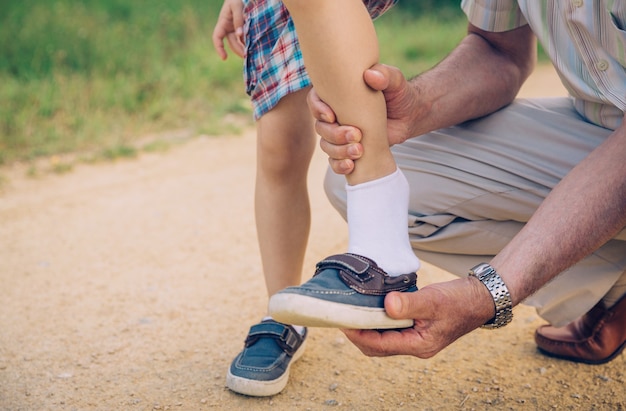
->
[346,168,420,276]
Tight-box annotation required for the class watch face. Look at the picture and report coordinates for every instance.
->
[469,263,491,278]
[468,263,513,329]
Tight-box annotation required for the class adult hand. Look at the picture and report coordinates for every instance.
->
[212,0,245,60]
[343,277,496,358]
[308,64,422,175]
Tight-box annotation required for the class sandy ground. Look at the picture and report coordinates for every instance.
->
[1,65,624,411]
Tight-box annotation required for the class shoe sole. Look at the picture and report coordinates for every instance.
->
[269,293,414,329]
[536,339,626,365]
[225,338,307,397]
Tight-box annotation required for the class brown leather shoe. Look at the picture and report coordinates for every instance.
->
[534,294,626,364]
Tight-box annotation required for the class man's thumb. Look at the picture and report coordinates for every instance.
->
[385,291,418,319]
[363,66,389,92]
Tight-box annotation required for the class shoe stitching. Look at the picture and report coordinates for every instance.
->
[234,321,305,374]
[286,287,358,296]
[234,341,304,373]
[234,354,288,373]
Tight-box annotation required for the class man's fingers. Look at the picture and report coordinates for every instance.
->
[343,328,430,358]
[319,138,360,174]
[385,290,431,320]
[317,125,363,175]
[307,88,336,123]
[329,158,355,175]
[308,87,363,175]
[316,123,362,146]
[342,329,402,357]
[364,64,406,94]
[343,280,493,359]
[383,64,407,91]
[363,64,390,91]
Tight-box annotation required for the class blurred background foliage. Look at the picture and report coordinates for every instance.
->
[0,1,511,167]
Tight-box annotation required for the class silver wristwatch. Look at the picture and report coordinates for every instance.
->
[468,263,513,329]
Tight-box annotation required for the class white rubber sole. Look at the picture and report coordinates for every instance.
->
[269,293,414,329]
[226,338,307,397]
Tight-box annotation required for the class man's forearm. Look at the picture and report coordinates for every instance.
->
[407,24,536,138]
[492,118,626,305]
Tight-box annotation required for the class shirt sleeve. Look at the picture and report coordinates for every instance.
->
[461,0,528,32]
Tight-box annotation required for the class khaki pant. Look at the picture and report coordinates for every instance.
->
[324,97,626,326]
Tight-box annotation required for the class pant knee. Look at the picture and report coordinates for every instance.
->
[323,167,347,220]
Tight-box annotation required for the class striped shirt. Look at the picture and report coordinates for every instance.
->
[462,0,626,130]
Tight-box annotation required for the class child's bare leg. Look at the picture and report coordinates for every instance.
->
[282,0,419,275]
[283,0,394,184]
[255,88,317,297]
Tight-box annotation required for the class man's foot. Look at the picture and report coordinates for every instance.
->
[269,253,418,329]
[534,294,626,364]
[226,319,307,396]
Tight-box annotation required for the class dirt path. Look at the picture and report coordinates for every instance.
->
[1,66,624,411]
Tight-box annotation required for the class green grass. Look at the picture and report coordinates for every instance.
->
[0,1,537,168]
[375,8,468,76]
[376,7,550,75]
[0,0,248,166]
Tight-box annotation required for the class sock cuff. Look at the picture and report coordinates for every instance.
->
[345,167,403,192]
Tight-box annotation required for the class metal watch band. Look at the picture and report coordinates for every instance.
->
[468,263,513,329]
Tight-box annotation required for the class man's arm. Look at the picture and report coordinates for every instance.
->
[408,23,536,137]
[343,115,626,358]
[312,23,536,174]
[491,115,626,305]
[311,23,626,358]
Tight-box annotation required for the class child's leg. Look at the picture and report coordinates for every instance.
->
[255,87,317,297]
[282,0,419,275]
[282,0,393,184]
[226,2,315,397]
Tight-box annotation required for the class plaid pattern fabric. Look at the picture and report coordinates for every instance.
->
[243,0,398,120]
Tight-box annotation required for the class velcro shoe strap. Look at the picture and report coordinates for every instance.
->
[245,321,302,356]
[315,253,417,296]
[317,253,372,276]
